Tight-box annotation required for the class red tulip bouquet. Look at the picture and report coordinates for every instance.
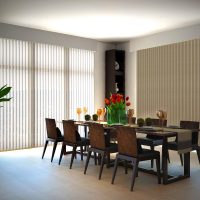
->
[105,93,131,124]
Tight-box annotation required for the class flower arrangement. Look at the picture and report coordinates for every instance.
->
[105,93,131,111]
[105,93,131,124]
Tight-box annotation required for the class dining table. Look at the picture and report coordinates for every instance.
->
[75,121,198,185]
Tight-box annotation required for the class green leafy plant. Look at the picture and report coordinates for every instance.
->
[85,114,91,121]
[137,118,145,127]
[92,114,98,121]
[0,85,12,107]
[145,118,152,126]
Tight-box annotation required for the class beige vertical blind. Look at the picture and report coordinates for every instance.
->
[68,48,94,120]
[34,43,65,147]
[137,38,200,125]
[0,38,32,151]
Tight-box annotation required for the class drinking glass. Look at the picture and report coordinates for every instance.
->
[83,107,88,115]
[101,108,106,121]
[97,108,102,121]
[76,108,82,121]
[127,109,134,125]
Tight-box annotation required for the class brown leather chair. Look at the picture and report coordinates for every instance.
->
[58,120,90,169]
[168,120,200,165]
[42,118,64,162]
[111,126,161,191]
[84,123,118,180]
[138,118,169,167]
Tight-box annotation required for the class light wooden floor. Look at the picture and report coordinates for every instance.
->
[0,145,200,200]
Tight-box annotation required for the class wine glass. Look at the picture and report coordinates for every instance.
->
[83,107,88,115]
[97,108,102,121]
[101,108,106,121]
[76,107,82,121]
[127,109,134,125]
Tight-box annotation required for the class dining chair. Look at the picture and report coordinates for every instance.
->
[138,118,169,168]
[42,118,64,162]
[84,123,118,180]
[111,126,161,191]
[58,120,90,169]
[167,120,200,165]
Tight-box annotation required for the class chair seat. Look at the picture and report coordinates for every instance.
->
[47,136,64,142]
[138,149,160,161]
[75,137,90,146]
[105,143,118,153]
[138,137,163,146]
[167,141,178,150]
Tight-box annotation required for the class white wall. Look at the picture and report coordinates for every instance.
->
[0,22,115,113]
[117,23,200,118]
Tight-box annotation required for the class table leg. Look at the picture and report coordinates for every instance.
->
[184,152,190,177]
[162,137,168,184]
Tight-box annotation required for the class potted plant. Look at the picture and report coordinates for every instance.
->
[137,118,145,127]
[145,118,152,126]
[85,114,91,121]
[0,85,12,107]
[92,114,98,121]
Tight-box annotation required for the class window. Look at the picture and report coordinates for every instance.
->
[0,38,95,151]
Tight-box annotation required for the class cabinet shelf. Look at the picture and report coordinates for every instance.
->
[105,49,125,98]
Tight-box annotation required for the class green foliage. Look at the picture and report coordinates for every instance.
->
[0,85,12,106]
[145,118,152,126]
[85,114,91,121]
[137,118,145,127]
[92,114,98,121]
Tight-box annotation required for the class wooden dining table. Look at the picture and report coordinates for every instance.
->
[76,121,196,185]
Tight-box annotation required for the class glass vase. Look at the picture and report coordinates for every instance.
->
[107,109,127,125]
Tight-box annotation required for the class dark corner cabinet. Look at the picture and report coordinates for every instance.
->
[105,49,125,98]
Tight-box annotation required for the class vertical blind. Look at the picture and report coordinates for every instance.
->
[34,43,65,147]
[0,38,95,151]
[137,38,200,125]
[0,38,32,150]
[68,48,94,120]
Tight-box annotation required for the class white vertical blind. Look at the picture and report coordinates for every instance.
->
[0,38,95,151]
[34,43,65,146]
[0,38,32,151]
[68,48,94,120]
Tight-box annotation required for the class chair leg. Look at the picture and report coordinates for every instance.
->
[106,152,111,168]
[180,154,183,166]
[167,150,170,163]
[80,146,83,161]
[70,145,77,169]
[84,150,92,174]
[51,141,58,162]
[94,152,97,165]
[150,145,154,168]
[111,155,119,184]
[156,156,161,184]
[196,149,200,164]
[42,140,48,159]
[58,143,65,165]
[130,158,138,191]
[99,152,106,180]
[124,160,128,174]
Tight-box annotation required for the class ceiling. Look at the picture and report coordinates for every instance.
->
[0,0,200,42]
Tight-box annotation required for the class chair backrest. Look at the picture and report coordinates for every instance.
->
[89,123,105,149]
[151,118,167,127]
[62,120,76,143]
[117,127,138,157]
[45,118,57,139]
[180,121,199,145]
